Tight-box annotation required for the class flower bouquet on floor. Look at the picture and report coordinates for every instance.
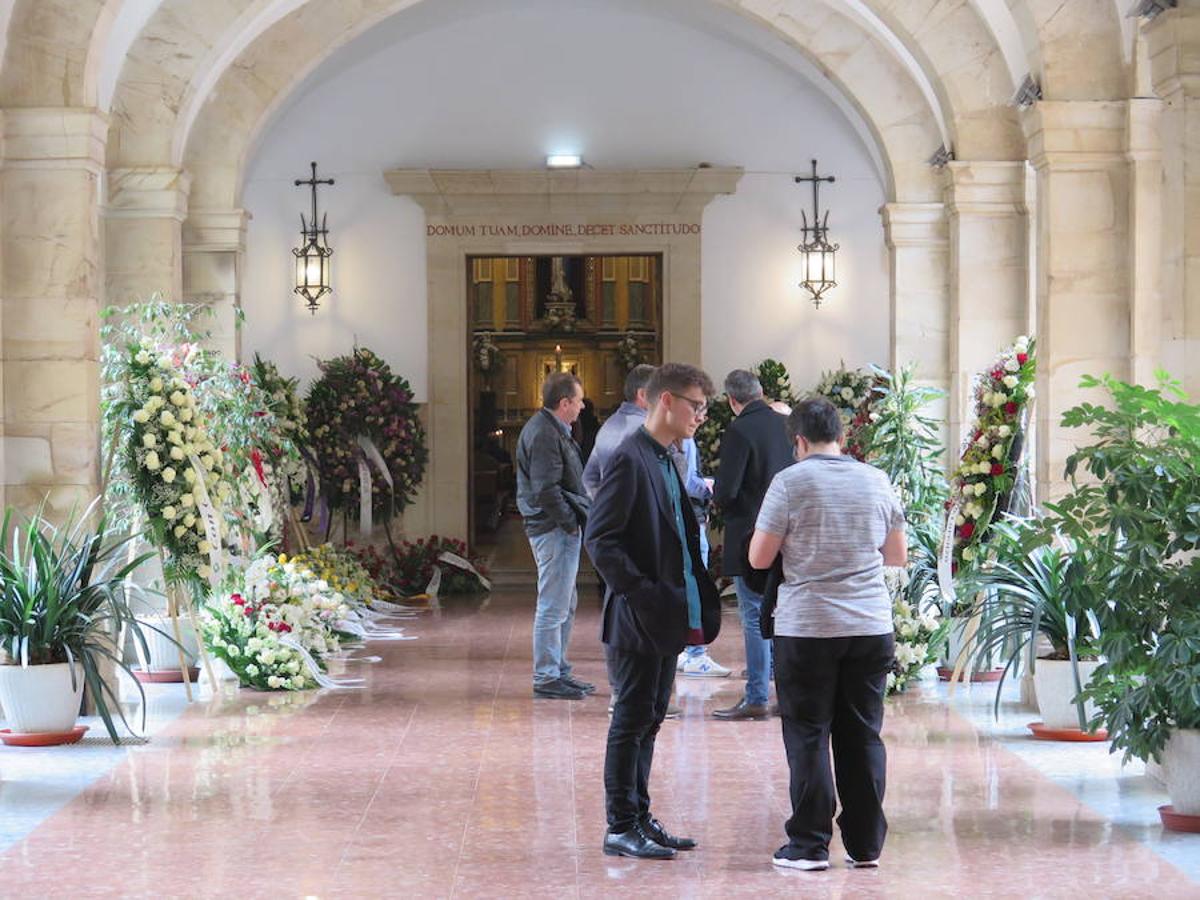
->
[290,542,414,615]
[389,536,490,598]
[201,592,318,691]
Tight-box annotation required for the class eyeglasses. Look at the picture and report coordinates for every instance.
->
[669,391,708,419]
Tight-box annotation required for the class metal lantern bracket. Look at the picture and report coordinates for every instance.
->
[293,161,335,314]
[795,159,839,309]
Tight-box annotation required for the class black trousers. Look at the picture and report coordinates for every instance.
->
[774,633,895,861]
[603,645,676,832]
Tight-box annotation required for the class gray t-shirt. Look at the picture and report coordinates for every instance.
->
[755,454,904,638]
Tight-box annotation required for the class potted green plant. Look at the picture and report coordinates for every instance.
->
[969,521,1105,737]
[1048,373,1200,827]
[0,503,166,744]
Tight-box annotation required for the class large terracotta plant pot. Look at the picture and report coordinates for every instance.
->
[0,662,84,733]
[1032,658,1102,730]
[1163,729,1200,816]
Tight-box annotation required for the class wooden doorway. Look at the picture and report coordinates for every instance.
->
[467,253,664,569]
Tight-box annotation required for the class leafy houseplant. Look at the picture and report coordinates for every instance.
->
[1047,373,1200,776]
[0,505,165,742]
[969,521,1103,729]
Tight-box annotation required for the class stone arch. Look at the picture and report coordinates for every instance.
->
[175,0,947,211]
[0,0,109,107]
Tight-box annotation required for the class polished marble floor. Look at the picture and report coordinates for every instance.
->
[1,591,1197,898]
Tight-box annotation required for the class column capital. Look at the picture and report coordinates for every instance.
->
[1021,100,1128,170]
[943,162,1027,217]
[1145,5,1200,99]
[183,208,249,253]
[106,167,191,222]
[880,202,947,248]
[1,108,107,174]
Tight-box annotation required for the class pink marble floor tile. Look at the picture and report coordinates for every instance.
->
[0,592,1195,899]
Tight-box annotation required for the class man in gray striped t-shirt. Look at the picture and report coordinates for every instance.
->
[748,397,907,873]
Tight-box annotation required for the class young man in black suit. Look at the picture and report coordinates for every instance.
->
[585,363,722,860]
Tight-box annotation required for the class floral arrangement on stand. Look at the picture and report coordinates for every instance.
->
[812,364,881,461]
[251,353,312,506]
[756,358,798,408]
[306,347,428,539]
[948,336,1036,571]
[615,332,642,372]
[390,536,490,596]
[107,342,230,586]
[472,332,503,376]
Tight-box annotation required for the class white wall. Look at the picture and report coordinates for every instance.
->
[241,0,890,401]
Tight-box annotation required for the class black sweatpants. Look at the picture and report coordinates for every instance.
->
[774,633,895,861]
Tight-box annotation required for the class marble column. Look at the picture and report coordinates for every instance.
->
[105,167,190,305]
[880,202,951,455]
[182,209,248,359]
[1126,98,1164,387]
[1,109,106,516]
[1022,101,1131,502]
[943,162,1030,451]
[1146,5,1200,395]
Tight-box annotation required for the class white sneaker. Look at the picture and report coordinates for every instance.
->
[772,855,829,871]
[676,651,688,672]
[845,855,879,868]
[681,654,732,678]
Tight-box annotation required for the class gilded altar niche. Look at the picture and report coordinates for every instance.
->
[468,252,662,420]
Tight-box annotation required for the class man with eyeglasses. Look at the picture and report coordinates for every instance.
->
[585,363,723,859]
[585,366,731,684]
[712,369,794,720]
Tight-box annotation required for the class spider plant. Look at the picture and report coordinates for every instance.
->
[0,501,170,742]
[969,520,1103,728]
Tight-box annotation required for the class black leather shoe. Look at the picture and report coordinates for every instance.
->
[603,825,676,859]
[712,698,770,720]
[562,675,596,694]
[534,678,585,699]
[640,816,696,851]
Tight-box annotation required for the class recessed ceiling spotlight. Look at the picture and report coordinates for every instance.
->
[546,154,583,168]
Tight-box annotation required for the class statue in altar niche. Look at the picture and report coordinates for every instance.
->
[542,256,579,331]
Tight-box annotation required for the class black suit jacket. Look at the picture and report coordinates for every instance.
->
[713,399,794,576]
[584,429,722,657]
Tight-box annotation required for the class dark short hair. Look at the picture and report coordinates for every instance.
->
[542,371,582,409]
[623,364,657,402]
[788,398,843,445]
[724,369,763,405]
[646,363,715,405]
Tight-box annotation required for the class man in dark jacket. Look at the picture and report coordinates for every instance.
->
[585,363,722,860]
[517,371,593,700]
[711,369,793,720]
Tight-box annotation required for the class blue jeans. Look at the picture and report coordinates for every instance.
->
[685,537,710,659]
[530,528,581,687]
[736,576,772,704]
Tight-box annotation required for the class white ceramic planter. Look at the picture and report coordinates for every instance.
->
[0,662,84,733]
[943,617,996,673]
[1031,658,1102,730]
[1163,729,1200,815]
[135,616,197,672]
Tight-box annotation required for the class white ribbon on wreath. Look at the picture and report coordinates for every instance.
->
[355,434,394,536]
[188,453,225,588]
